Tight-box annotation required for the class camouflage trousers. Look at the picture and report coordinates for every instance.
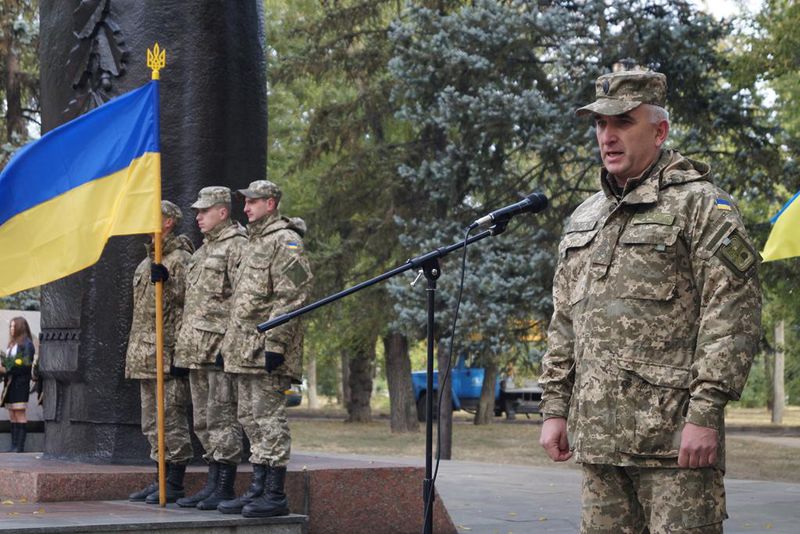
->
[237,373,291,467]
[189,367,243,464]
[581,463,726,533]
[139,377,193,464]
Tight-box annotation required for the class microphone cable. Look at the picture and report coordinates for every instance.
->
[422,224,473,532]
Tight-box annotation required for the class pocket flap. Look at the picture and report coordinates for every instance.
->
[559,229,598,256]
[617,359,691,389]
[619,225,679,247]
[205,257,227,271]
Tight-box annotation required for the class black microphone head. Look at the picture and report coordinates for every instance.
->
[525,192,548,213]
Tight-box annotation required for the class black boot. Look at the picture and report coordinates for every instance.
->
[146,463,187,504]
[13,424,26,453]
[176,462,219,508]
[7,423,19,452]
[218,464,267,514]
[196,462,237,510]
[129,465,160,502]
[241,466,289,518]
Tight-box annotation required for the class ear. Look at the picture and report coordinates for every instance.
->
[654,120,669,148]
[267,197,278,212]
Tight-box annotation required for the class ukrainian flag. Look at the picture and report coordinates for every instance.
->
[0,81,161,297]
[762,190,800,262]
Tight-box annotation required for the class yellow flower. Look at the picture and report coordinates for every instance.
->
[14,358,23,366]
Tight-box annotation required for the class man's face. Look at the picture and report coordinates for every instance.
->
[243,197,276,223]
[594,105,667,181]
[195,204,228,234]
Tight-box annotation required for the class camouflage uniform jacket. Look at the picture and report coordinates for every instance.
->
[539,150,762,469]
[221,212,312,380]
[174,219,247,368]
[125,233,194,379]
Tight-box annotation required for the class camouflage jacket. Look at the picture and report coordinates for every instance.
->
[221,212,312,380]
[125,233,194,379]
[539,150,762,469]
[174,219,247,368]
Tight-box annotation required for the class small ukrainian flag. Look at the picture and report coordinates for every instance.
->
[286,241,300,250]
[716,198,732,211]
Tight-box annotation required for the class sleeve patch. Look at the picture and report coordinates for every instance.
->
[715,230,757,277]
[716,198,733,211]
[285,260,310,287]
[286,241,301,251]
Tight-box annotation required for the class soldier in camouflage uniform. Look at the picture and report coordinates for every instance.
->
[218,180,312,517]
[173,187,247,510]
[539,66,762,533]
[126,200,195,504]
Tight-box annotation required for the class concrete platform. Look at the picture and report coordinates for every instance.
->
[0,500,306,533]
[0,452,456,534]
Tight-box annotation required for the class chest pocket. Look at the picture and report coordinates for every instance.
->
[559,220,599,305]
[616,222,680,300]
[200,257,227,295]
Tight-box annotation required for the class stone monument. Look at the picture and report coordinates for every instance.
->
[38,0,267,462]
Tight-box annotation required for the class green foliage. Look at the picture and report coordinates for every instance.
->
[0,0,40,166]
[0,288,39,310]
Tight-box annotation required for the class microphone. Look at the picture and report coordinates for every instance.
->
[469,192,548,229]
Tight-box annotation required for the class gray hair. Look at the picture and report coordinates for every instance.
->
[644,103,670,125]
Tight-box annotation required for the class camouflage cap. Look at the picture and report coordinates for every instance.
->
[575,69,667,117]
[161,200,183,225]
[191,186,232,209]
[236,180,282,202]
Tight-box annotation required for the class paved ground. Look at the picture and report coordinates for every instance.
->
[307,451,800,534]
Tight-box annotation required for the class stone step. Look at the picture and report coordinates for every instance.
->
[0,500,307,533]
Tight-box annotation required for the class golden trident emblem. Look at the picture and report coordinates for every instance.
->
[147,43,166,80]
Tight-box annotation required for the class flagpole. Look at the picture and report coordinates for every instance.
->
[147,43,167,508]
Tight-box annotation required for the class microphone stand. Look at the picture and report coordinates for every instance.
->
[257,221,509,534]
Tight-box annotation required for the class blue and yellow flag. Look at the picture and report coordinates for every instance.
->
[762,190,800,262]
[0,81,161,296]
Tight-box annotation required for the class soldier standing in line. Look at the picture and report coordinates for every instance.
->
[126,200,195,504]
[539,65,762,533]
[218,180,312,517]
[172,187,247,510]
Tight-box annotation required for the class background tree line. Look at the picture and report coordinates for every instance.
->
[2,1,798,436]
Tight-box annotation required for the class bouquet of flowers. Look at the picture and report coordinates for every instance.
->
[2,349,28,370]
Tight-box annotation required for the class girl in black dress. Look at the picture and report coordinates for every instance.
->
[1,317,34,452]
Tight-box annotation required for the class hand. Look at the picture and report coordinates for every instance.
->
[169,363,190,377]
[265,351,285,373]
[150,263,169,283]
[539,417,573,462]
[214,353,224,369]
[678,422,719,468]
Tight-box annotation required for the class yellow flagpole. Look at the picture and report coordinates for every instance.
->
[147,43,167,507]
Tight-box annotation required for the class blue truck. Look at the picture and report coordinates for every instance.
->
[411,356,542,421]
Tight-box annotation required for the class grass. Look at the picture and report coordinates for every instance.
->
[288,406,800,483]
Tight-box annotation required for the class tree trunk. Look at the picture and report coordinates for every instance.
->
[474,364,497,425]
[339,350,350,407]
[436,339,452,460]
[772,319,785,424]
[3,16,25,147]
[383,331,419,433]
[346,342,375,423]
[765,352,775,412]
[307,348,320,409]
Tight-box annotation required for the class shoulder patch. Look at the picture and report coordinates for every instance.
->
[285,260,310,287]
[715,198,733,211]
[715,230,758,277]
[286,241,301,251]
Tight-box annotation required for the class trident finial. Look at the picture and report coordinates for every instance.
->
[147,43,166,80]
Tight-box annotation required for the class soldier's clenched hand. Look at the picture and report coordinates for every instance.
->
[540,417,573,462]
[678,422,718,468]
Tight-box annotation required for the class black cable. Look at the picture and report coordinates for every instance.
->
[422,225,473,531]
